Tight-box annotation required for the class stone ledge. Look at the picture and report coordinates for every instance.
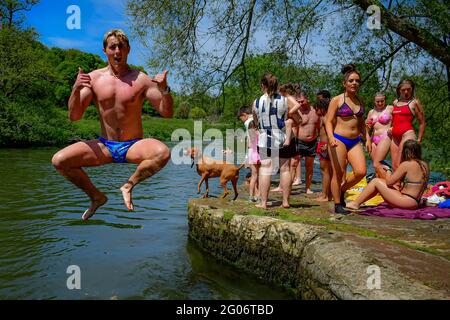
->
[188,201,450,300]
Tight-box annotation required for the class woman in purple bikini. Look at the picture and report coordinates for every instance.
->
[325,64,367,214]
[365,92,393,179]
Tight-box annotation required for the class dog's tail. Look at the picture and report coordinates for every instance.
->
[237,163,245,170]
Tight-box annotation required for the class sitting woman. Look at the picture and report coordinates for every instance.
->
[346,139,429,210]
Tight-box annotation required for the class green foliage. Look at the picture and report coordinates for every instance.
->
[189,107,207,120]
[82,106,99,120]
[0,95,71,146]
[175,104,190,119]
[52,50,105,107]
[0,27,72,146]
[1,0,40,29]
[0,27,106,146]
[142,100,160,117]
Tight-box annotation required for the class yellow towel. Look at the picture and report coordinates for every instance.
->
[344,174,384,206]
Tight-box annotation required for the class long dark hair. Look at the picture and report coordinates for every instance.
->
[260,73,278,97]
[401,139,428,181]
[401,139,422,162]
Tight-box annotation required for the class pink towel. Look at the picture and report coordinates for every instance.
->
[359,203,450,220]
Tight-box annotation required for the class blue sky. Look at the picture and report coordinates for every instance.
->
[24,0,333,84]
[25,0,146,67]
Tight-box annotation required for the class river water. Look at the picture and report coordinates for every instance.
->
[0,147,293,300]
[1,145,444,300]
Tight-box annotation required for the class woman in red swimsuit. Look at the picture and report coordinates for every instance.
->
[390,79,426,170]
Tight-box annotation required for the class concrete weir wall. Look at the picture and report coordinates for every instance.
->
[188,201,450,300]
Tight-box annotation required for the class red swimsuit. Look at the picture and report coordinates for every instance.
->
[392,100,414,141]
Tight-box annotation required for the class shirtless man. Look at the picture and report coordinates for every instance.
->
[51,29,173,220]
[291,92,320,194]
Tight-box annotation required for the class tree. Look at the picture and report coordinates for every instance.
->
[127,0,450,96]
[0,0,39,29]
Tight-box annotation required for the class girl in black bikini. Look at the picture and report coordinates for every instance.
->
[346,139,429,211]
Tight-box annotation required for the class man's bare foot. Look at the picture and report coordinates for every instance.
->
[306,189,314,194]
[82,194,108,220]
[345,201,360,211]
[255,203,268,209]
[271,187,283,192]
[120,184,134,211]
[315,196,329,202]
[281,203,290,209]
[292,179,302,186]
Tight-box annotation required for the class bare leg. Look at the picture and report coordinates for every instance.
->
[317,159,331,201]
[249,164,259,198]
[292,156,302,185]
[328,141,347,205]
[341,143,366,193]
[304,156,314,194]
[271,158,288,193]
[390,138,401,171]
[52,140,112,220]
[372,137,391,179]
[121,139,170,211]
[327,163,333,200]
[346,179,379,209]
[347,178,418,210]
[256,159,272,209]
[279,158,292,208]
[391,130,416,170]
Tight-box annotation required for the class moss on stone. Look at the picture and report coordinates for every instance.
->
[223,210,235,222]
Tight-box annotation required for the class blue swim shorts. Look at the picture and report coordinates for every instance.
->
[98,137,141,163]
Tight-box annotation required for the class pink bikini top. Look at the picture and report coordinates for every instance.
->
[369,108,392,125]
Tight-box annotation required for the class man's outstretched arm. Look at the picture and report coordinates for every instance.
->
[68,68,93,121]
[145,70,174,118]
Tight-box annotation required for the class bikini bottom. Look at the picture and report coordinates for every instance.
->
[372,132,390,145]
[333,133,361,151]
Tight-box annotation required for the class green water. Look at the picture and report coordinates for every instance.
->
[0,147,293,300]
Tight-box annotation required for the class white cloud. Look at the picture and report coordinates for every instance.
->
[47,37,96,50]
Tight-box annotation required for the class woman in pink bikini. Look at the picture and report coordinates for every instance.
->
[365,92,393,179]
[390,79,426,170]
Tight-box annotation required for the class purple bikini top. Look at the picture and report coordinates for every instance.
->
[337,95,364,117]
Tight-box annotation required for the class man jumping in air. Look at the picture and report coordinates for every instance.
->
[52,29,173,220]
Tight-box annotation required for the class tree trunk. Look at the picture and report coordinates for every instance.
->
[353,0,450,67]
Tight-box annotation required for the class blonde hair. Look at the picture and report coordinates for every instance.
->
[103,29,130,49]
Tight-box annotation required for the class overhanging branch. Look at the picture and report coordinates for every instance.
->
[353,0,450,67]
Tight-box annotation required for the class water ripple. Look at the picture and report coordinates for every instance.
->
[0,147,292,300]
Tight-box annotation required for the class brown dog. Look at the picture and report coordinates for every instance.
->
[186,147,244,200]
